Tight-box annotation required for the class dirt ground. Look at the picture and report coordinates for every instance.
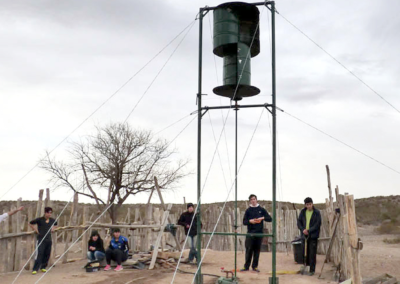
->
[2,226,399,284]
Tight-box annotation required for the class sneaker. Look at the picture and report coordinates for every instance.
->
[41,269,47,272]
[240,267,249,272]
[114,265,123,271]
[104,265,111,271]
[308,272,315,276]
[32,271,37,275]
[252,267,260,272]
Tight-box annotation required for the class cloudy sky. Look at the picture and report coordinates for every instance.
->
[0,0,399,207]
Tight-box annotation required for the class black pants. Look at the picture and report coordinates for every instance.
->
[33,239,52,271]
[244,236,263,269]
[105,248,128,265]
[303,238,318,272]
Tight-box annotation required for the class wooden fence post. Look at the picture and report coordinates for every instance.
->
[82,206,89,259]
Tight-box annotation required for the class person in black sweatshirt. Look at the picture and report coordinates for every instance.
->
[241,194,272,272]
[178,203,200,263]
[297,197,321,276]
[87,230,105,262]
[29,207,58,275]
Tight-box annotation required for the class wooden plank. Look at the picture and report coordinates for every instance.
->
[45,188,52,208]
[0,239,7,273]
[149,203,172,270]
[154,176,182,251]
[8,238,16,272]
[36,189,44,217]
[345,195,362,284]
[81,206,90,258]
[71,193,79,241]
[318,212,340,278]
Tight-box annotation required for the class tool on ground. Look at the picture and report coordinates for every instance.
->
[300,235,309,275]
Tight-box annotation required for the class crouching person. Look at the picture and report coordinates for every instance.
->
[87,230,105,262]
[104,228,129,272]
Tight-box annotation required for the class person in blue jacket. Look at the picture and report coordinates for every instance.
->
[104,228,129,272]
[241,194,272,272]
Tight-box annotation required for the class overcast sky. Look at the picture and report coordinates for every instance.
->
[0,0,399,207]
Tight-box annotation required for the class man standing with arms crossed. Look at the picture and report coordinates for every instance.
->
[297,197,322,276]
[29,207,58,275]
[241,194,272,272]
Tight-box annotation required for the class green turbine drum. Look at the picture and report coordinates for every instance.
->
[213,2,260,100]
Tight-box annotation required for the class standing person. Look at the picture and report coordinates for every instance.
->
[0,206,24,224]
[104,228,129,271]
[29,207,58,275]
[178,203,200,263]
[87,230,105,262]
[241,194,272,272]
[297,197,322,276]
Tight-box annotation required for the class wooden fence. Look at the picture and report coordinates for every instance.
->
[0,169,362,283]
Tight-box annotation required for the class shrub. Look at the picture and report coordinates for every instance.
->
[383,237,400,244]
[376,223,400,234]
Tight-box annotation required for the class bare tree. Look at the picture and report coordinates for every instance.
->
[40,122,188,223]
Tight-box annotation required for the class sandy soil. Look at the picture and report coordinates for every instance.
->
[1,249,334,284]
[2,226,399,284]
[358,225,400,279]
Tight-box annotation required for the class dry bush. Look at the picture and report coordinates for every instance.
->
[383,236,400,244]
[376,222,400,234]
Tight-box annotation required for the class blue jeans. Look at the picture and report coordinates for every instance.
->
[188,235,198,261]
[87,250,105,261]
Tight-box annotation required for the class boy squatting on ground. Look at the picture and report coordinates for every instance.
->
[241,194,272,272]
[29,207,58,275]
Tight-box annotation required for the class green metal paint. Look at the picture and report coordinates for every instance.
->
[212,2,261,100]
[216,277,239,284]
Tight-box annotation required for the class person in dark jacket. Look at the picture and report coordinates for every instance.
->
[241,194,272,272]
[87,230,105,262]
[104,228,129,272]
[178,203,200,263]
[29,207,58,275]
[297,197,322,276]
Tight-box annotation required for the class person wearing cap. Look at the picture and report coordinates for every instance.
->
[297,197,322,276]
[178,203,200,263]
[0,206,24,224]
[104,228,129,272]
[241,194,272,272]
[87,230,105,262]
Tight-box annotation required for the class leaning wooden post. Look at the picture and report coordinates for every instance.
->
[63,193,78,263]
[154,177,182,251]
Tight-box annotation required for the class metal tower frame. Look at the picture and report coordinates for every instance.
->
[196,2,278,283]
